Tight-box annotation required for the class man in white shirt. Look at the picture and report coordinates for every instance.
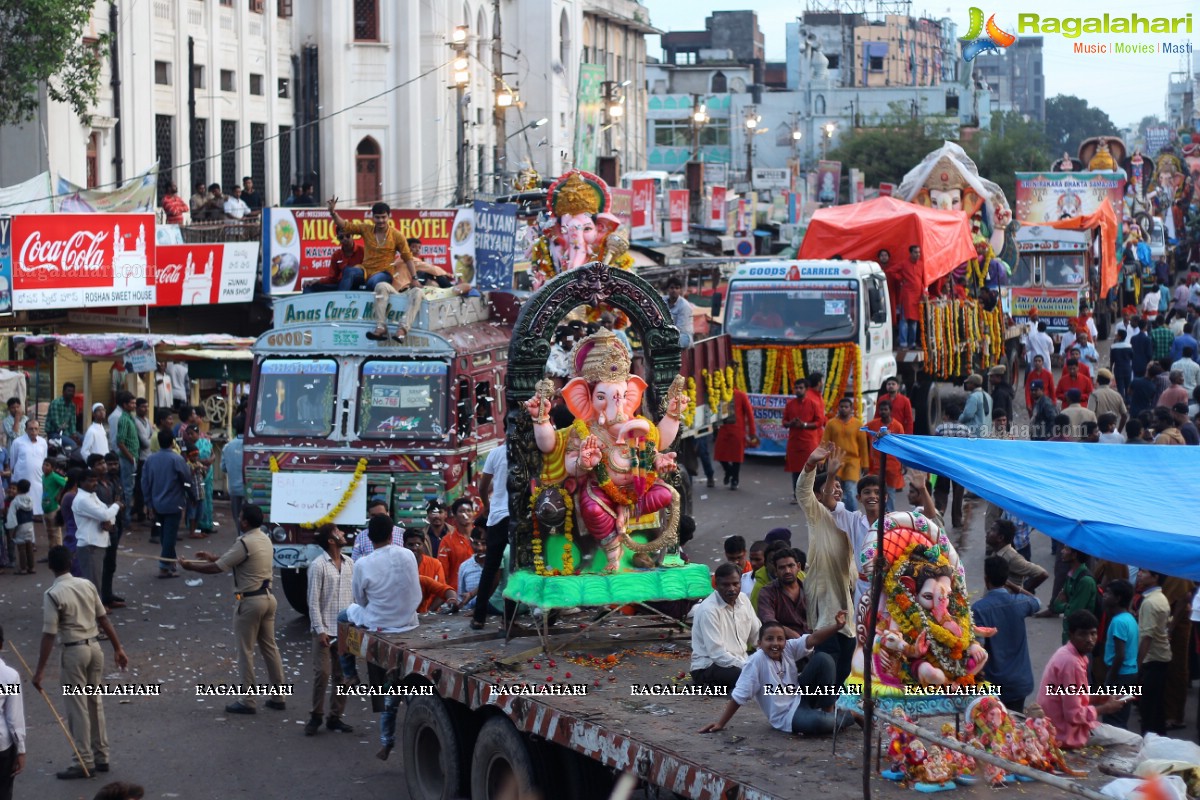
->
[305,524,354,737]
[664,277,695,348]
[73,469,120,595]
[345,514,422,633]
[106,399,123,455]
[1024,320,1054,372]
[473,440,512,629]
[0,624,26,795]
[166,363,190,406]
[342,513,421,762]
[689,563,760,689]
[80,404,109,461]
[9,421,47,511]
[1170,348,1200,393]
[223,185,252,219]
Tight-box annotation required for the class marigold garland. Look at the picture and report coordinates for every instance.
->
[681,378,697,428]
[268,455,369,530]
[731,343,861,416]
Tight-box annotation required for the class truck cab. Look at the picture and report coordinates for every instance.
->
[724,259,895,454]
[1008,226,1092,335]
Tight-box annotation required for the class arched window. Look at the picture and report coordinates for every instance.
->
[582,20,593,63]
[814,94,826,114]
[559,10,570,68]
[711,71,727,93]
[355,137,381,203]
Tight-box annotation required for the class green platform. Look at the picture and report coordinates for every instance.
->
[504,563,712,609]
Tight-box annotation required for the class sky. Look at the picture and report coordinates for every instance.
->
[645,0,1198,127]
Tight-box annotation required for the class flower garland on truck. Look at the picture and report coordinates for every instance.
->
[730,344,863,419]
[919,299,1004,379]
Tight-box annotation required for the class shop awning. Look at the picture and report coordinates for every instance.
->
[872,433,1200,579]
[14,333,253,359]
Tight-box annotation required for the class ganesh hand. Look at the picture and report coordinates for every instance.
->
[524,395,551,422]
[916,662,949,685]
[579,435,603,470]
[653,452,678,473]
[665,392,688,419]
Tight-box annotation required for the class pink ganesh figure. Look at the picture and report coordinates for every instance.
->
[526,329,686,571]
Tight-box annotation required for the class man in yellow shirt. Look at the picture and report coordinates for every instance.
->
[328,197,429,342]
[819,397,868,511]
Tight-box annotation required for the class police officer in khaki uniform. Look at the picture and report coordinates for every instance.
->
[32,546,129,780]
[180,503,286,714]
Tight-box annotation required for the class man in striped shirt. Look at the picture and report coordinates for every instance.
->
[306,523,355,736]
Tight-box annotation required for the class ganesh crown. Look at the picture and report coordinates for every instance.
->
[548,170,611,217]
[573,329,631,383]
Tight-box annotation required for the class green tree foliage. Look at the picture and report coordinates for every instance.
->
[1044,95,1119,156]
[826,102,958,187]
[966,112,1052,201]
[0,0,108,126]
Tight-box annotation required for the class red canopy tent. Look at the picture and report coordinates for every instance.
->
[797,196,977,287]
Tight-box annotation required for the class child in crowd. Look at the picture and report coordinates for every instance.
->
[7,479,36,574]
[1,483,17,570]
[42,457,67,549]
[184,445,206,537]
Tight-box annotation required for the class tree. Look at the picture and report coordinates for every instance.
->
[966,112,1052,201]
[0,0,108,126]
[827,102,959,187]
[1044,95,1118,157]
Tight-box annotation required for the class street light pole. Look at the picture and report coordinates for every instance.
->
[450,25,469,205]
[744,106,759,186]
[821,121,836,160]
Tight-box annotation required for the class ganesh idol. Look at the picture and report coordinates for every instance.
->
[524,329,687,572]
[529,170,634,289]
[851,511,993,689]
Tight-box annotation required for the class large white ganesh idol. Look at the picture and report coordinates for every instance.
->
[528,170,633,289]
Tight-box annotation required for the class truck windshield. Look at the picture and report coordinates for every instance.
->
[726,280,858,343]
[254,359,337,437]
[358,360,447,439]
[1044,254,1087,287]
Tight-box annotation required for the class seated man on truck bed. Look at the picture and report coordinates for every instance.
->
[689,563,760,689]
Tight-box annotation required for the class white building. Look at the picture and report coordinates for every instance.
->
[0,0,296,205]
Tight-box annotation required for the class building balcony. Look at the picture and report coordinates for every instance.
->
[583,0,661,34]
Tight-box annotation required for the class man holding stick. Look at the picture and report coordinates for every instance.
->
[32,546,129,780]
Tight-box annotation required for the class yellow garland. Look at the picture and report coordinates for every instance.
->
[530,485,575,576]
[268,455,369,530]
[701,369,720,412]
[721,366,734,403]
[763,348,779,394]
[730,351,748,392]
[681,377,697,428]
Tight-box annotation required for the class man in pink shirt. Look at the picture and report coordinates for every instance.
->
[1036,610,1137,748]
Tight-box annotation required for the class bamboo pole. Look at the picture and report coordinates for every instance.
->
[861,430,889,800]
[875,709,1110,800]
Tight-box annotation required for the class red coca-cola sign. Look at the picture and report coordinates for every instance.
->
[11,213,156,310]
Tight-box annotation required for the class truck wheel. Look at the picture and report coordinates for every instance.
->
[402,695,462,800]
[280,567,309,617]
[909,379,940,437]
[470,717,541,800]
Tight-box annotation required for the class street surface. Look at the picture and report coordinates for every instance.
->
[5,440,1176,799]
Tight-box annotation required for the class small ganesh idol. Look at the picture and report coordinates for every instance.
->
[525,329,687,572]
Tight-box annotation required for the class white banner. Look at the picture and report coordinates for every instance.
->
[56,164,159,213]
[752,168,789,190]
[0,172,53,214]
[269,471,368,526]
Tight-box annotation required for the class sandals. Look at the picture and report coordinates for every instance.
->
[157,570,178,579]
[391,325,407,342]
[365,327,389,341]
[469,619,486,631]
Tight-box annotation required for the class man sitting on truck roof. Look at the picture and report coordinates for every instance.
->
[689,563,760,690]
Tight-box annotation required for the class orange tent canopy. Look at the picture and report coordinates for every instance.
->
[797,196,977,287]
[1017,198,1119,297]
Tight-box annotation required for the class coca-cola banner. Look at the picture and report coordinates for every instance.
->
[667,190,688,243]
[11,213,156,310]
[630,178,656,239]
[0,217,11,313]
[262,207,456,295]
[154,242,259,307]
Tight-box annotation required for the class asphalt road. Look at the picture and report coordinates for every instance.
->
[3,441,1185,799]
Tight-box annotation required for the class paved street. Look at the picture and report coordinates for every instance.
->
[4,441,1185,799]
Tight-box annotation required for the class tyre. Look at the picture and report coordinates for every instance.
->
[401,695,463,800]
[470,716,542,800]
[909,378,941,437]
[280,567,308,616]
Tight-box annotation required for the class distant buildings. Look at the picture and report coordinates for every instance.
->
[969,37,1045,122]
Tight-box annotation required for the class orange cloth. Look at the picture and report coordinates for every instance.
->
[1056,373,1094,407]
[437,529,475,589]
[713,390,757,463]
[865,417,905,489]
[416,556,452,613]
[821,415,869,481]
[1025,367,1056,410]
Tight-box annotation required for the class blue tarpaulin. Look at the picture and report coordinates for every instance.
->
[871,434,1200,579]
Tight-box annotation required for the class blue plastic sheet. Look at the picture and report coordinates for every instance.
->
[871,434,1200,579]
